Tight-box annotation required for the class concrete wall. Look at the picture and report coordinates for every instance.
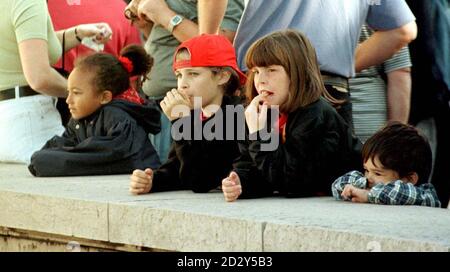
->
[1,164,449,252]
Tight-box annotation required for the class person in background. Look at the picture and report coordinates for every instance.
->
[198,0,417,128]
[350,24,412,143]
[406,0,450,208]
[0,0,111,164]
[48,0,141,72]
[48,0,142,125]
[123,0,152,41]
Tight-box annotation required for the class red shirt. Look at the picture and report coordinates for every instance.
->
[48,0,142,72]
[275,113,288,143]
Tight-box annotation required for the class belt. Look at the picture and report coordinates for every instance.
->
[321,72,349,90]
[0,86,39,101]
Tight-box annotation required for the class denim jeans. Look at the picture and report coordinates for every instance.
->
[148,105,173,164]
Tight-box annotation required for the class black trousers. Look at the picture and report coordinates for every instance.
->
[431,103,450,208]
[324,84,353,129]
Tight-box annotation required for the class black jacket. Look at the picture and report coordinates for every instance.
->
[407,0,450,123]
[234,98,362,198]
[28,99,161,176]
[151,95,242,193]
[406,0,450,207]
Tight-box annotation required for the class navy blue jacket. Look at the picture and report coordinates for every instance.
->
[28,99,161,176]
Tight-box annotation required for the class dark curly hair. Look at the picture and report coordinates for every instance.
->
[74,44,153,96]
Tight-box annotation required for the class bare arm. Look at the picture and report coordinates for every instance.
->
[355,21,417,72]
[386,68,411,123]
[18,39,67,97]
[55,23,112,53]
[124,0,154,40]
[198,0,228,34]
[137,0,235,43]
[55,27,80,52]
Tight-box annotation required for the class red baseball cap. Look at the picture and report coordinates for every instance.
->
[172,34,246,85]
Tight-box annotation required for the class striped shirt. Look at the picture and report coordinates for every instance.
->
[350,25,412,142]
[332,171,441,208]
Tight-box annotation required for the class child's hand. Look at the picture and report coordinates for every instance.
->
[245,94,268,135]
[342,185,369,203]
[129,168,153,195]
[160,89,192,121]
[222,172,242,202]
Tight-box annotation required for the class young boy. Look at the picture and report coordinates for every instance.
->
[332,122,441,207]
[129,34,246,194]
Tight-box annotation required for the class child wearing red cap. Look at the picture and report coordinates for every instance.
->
[222,30,362,201]
[28,45,161,176]
[129,34,245,194]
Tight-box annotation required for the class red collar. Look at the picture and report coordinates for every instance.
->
[276,113,288,135]
[200,111,209,121]
[113,87,144,105]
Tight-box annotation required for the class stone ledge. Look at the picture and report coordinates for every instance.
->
[1,163,449,252]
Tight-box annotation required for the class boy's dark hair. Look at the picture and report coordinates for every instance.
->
[74,44,153,96]
[362,121,432,185]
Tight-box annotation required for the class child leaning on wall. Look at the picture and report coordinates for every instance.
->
[332,122,441,207]
[28,45,161,176]
[222,30,362,202]
[129,34,246,194]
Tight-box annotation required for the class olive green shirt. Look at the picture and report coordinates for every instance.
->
[0,0,61,91]
[143,0,244,98]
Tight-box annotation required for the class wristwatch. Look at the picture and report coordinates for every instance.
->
[168,14,184,33]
